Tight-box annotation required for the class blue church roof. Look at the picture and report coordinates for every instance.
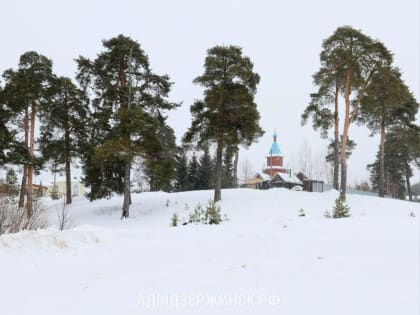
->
[269,142,281,155]
[268,132,282,155]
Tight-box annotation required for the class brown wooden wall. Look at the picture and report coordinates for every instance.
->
[266,156,283,167]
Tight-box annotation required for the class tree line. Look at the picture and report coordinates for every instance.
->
[302,26,419,201]
[0,35,263,219]
[174,145,238,192]
[1,26,418,221]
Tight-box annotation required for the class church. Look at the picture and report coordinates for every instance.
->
[242,132,303,190]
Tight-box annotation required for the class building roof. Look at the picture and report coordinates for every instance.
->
[255,172,271,181]
[272,172,302,185]
[268,132,282,156]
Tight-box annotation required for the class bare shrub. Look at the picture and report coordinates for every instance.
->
[0,198,48,235]
[57,198,76,231]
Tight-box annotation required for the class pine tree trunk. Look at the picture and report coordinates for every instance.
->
[119,57,131,218]
[233,149,239,188]
[333,138,340,190]
[340,143,347,201]
[18,109,29,208]
[214,139,223,202]
[121,161,131,219]
[340,70,352,201]
[333,85,340,190]
[405,162,412,201]
[378,114,386,198]
[65,157,72,204]
[26,101,36,218]
[18,166,27,208]
[26,168,33,217]
[63,91,72,204]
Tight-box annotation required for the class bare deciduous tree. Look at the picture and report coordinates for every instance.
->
[239,158,255,185]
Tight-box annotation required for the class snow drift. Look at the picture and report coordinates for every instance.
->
[0,188,418,315]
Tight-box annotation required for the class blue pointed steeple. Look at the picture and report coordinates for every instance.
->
[268,132,282,155]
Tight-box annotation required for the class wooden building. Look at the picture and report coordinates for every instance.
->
[263,132,287,177]
[242,173,271,189]
[242,132,304,190]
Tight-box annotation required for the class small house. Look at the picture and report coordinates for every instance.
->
[47,175,85,198]
[271,172,303,189]
[243,172,271,189]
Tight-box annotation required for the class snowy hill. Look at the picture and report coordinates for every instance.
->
[0,189,419,315]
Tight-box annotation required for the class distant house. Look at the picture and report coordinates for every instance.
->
[31,184,49,197]
[243,172,271,189]
[243,171,303,190]
[271,172,303,189]
[0,180,48,197]
[47,175,85,198]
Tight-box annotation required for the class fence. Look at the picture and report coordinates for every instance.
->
[323,183,390,198]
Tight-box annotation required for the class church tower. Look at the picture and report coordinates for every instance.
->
[264,132,286,177]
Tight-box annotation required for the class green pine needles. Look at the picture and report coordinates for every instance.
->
[171,200,227,226]
[332,197,350,218]
[205,201,222,225]
[171,213,179,227]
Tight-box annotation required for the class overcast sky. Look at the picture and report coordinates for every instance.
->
[1,0,419,184]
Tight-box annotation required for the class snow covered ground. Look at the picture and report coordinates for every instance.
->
[0,188,419,314]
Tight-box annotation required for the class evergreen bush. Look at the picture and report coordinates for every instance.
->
[172,200,227,226]
[171,212,179,227]
[332,197,350,218]
[205,200,222,225]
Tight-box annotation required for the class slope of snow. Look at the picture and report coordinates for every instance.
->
[0,188,418,314]
[0,226,101,250]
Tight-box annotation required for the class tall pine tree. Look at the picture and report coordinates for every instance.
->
[316,26,392,200]
[183,45,264,202]
[39,76,88,204]
[174,150,189,192]
[369,124,420,200]
[187,153,200,190]
[143,121,177,192]
[302,60,344,189]
[1,51,53,216]
[76,35,178,218]
[197,144,213,190]
[359,66,417,197]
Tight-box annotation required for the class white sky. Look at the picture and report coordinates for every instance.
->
[1,0,419,184]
